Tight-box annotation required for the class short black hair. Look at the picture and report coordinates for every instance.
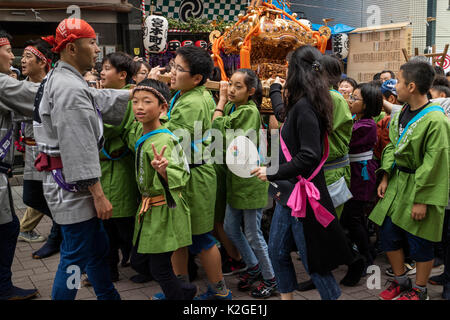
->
[431,85,450,98]
[339,77,357,90]
[0,30,12,41]
[434,65,445,76]
[176,46,213,86]
[380,70,395,79]
[369,79,383,88]
[433,75,449,88]
[320,54,343,89]
[356,83,382,119]
[102,52,133,84]
[382,90,396,100]
[400,60,435,95]
[130,60,151,78]
[372,72,381,81]
[134,78,171,105]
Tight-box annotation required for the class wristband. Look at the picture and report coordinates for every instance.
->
[214,108,224,113]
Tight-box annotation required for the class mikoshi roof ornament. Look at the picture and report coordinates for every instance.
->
[210,0,331,113]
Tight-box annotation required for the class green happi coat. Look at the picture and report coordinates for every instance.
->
[373,111,386,124]
[163,86,217,235]
[326,90,353,218]
[100,85,140,218]
[212,100,268,211]
[369,102,450,242]
[213,163,228,223]
[124,117,192,254]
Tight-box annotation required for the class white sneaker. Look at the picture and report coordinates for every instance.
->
[404,262,416,275]
[385,262,416,277]
[18,231,46,243]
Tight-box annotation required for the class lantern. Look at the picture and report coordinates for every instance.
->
[332,33,349,59]
[143,15,169,54]
[168,40,181,53]
[182,40,194,47]
[195,40,208,50]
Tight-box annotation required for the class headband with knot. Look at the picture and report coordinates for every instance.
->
[42,18,96,53]
[24,46,52,71]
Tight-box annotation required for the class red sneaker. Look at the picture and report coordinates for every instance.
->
[379,279,411,300]
[397,288,429,300]
[222,258,247,276]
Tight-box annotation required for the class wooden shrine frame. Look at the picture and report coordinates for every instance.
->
[402,44,449,66]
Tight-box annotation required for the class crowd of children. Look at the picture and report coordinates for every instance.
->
[0,18,449,301]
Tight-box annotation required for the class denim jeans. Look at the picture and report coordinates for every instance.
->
[51,217,120,300]
[224,204,275,280]
[268,203,341,300]
[0,211,19,295]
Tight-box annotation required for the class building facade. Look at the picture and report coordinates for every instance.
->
[291,0,449,54]
[0,0,145,63]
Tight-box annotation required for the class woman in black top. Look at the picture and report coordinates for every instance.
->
[252,45,354,300]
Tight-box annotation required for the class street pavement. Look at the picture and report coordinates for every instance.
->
[8,176,446,301]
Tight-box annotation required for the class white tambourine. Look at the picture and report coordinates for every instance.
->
[226,136,259,178]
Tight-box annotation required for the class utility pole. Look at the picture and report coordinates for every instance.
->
[426,0,437,49]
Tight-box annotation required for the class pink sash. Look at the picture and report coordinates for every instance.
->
[280,130,335,228]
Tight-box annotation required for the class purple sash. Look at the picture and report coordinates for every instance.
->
[51,169,79,193]
[0,128,13,161]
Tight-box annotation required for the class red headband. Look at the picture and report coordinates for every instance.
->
[42,18,96,53]
[24,46,52,71]
[0,37,10,47]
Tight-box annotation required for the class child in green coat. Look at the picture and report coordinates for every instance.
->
[98,52,140,281]
[213,69,275,298]
[125,79,196,300]
[371,61,450,300]
[158,46,231,300]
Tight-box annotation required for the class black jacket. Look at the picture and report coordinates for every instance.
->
[267,84,354,275]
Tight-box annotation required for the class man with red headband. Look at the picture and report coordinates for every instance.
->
[0,30,40,300]
[34,18,131,300]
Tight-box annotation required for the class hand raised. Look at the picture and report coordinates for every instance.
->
[219,80,229,102]
[151,143,168,176]
[274,76,285,87]
[148,66,167,80]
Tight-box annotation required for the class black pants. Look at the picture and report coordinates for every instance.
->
[0,183,19,295]
[130,229,195,300]
[341,199,373,265]
[22,179,62,246]
[103,216,135,273]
